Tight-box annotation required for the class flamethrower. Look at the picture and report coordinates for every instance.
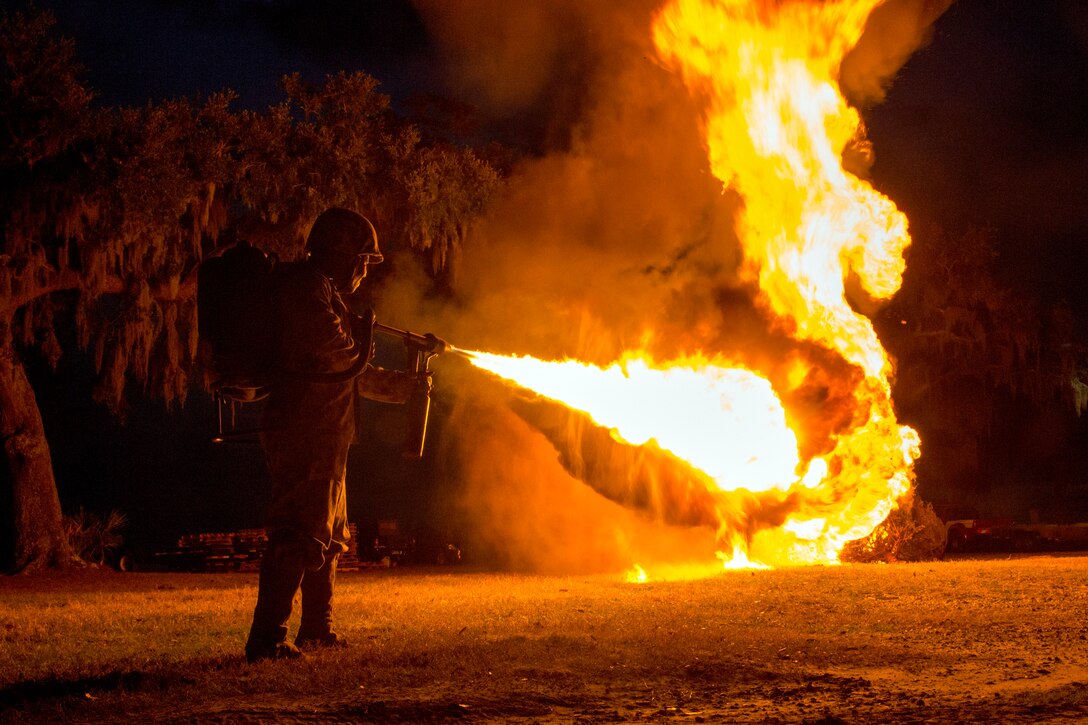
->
[371,322,453,458]
[212,320,456,457]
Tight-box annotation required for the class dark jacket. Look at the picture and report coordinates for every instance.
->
[259,261,363,555]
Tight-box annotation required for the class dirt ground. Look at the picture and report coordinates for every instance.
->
[1,553,1086,723]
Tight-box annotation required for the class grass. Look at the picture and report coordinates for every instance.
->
[1,555,1086,723]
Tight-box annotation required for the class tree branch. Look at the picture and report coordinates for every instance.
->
[0,264,198,318]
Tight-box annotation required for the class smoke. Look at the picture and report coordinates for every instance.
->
[406,1,745,357]
[383,0,952,573]
[434,364,722,573]
[411,0,586,118]
[840,0,955,106]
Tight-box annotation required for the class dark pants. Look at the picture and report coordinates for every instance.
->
[245,532,338,656]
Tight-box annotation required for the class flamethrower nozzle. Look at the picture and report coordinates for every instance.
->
[421,332,449,355]
[374,322,450,355]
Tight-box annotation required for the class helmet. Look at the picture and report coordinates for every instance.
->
[306,208,383,263]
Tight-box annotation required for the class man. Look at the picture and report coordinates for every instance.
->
[245,207,411,663]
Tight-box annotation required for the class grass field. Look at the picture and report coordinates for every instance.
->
[1,555,1086,723]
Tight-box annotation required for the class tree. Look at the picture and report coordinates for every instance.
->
[1,9,95,571]
[0,11,500,573]
[877,225,1083,507]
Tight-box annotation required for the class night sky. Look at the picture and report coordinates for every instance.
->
[21,0,1088,554]
[866,0,1088,319]
[44,0,437,108]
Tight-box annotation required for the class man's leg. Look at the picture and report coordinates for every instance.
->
[245,535,307,662]
[296,552,347,647]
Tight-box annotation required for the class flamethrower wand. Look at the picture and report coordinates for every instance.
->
[370,322,462,458]
[212,320,469,452]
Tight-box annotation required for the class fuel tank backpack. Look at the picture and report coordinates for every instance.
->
[196,241,277,401]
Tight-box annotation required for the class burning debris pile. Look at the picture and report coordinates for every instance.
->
[401,0,951,575]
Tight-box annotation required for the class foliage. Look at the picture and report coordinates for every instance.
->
[61,508,125,566]
[0,10,503,417]
[1074,373,1088,416]
[840,492,947,563]
[877,226,1087,501]
[884,226,1088,415]
[0,9,91,168]
[399,145,503,279]
[885,229,1036,405]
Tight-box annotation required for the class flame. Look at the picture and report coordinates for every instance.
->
[465,350,810,493]
[463,0,921,571]
[718,549,771,571]
[653,0,908,380]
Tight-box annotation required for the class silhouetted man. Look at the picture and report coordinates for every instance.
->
[245,208,410,662]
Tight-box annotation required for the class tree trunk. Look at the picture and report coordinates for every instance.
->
[0,333,78,573]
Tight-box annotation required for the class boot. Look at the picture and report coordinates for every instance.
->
[296,552,346,648]
[245,539,307,663]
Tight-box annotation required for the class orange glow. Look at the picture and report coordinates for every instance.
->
[466,0,920,574]
[719,548,772,571]
[626,564,649,583]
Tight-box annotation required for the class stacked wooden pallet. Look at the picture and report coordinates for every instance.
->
[154,523,363,572]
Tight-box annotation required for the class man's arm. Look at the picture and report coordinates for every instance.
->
[277,269,362,376]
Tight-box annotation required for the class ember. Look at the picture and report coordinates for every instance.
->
[462,0,921,574]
